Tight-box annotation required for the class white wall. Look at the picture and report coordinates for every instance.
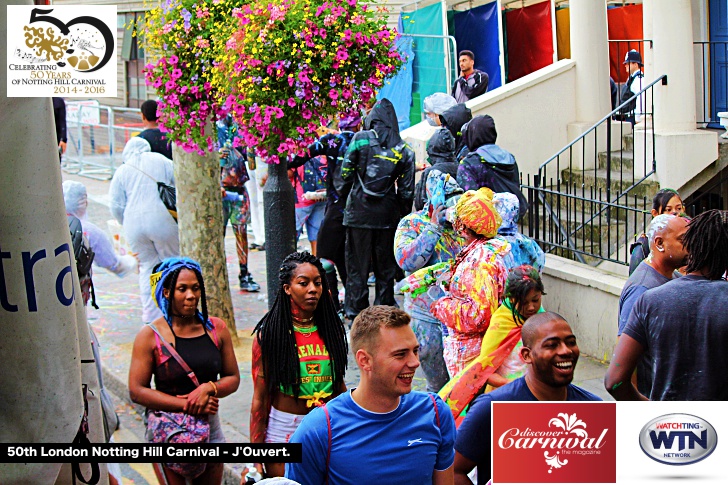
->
[402,59,577,178]
[541,254,625,362]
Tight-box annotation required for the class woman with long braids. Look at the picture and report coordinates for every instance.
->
[129,257,240,485]
[439,265,546,421]
[250,251,348,478]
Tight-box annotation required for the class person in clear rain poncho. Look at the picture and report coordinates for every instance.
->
[109,137,179,323]
[63,180,138,279]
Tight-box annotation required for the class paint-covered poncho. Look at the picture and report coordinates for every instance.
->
[439,299,544,421]
[395,211,462,316]
[431,237,509,376]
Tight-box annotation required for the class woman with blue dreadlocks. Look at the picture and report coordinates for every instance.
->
[129,257,240,485]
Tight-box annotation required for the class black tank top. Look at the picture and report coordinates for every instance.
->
[154,331,222,396]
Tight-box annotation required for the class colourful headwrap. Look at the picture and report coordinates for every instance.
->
[454,188,502,238]
[151,257,212,330]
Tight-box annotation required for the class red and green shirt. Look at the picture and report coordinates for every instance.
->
[280,325,334,407]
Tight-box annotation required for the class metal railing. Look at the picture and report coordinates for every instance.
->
[62,103,144,180]
[684,170,728,217]
[521,75,668,266]
[694,41,728,125]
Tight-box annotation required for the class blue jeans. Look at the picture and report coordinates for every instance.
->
[295,201,326,242]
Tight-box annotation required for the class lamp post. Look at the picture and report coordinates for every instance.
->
[263,160,297,307]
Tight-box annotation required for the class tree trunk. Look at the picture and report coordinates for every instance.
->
[263,160,297,306]
[172,143,238,342]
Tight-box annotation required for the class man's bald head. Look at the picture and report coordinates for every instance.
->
[521,311,569,348]
[647,214,689,270]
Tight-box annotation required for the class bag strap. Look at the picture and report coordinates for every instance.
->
[429,393,440,428]
[127,162,161,184]
[208,317,221,349]
[323,403,332,485]
[71,384,101,485]
[356,172,394,197]
[146,323,201,387]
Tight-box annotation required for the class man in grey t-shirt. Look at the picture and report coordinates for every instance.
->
[617,214,688,396]
[606,210,728,401]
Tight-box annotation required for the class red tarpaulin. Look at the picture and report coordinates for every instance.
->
[607,4,644,83]
[505,0,554,82]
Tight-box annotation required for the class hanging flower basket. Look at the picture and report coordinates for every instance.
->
[215,0,404,164]
[140,0,238,154]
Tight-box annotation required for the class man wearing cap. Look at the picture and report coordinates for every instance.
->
[619,49,644,124]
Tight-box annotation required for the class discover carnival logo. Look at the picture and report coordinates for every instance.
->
[6,6,117,97]
[639,414,718,466]
[492,402,616,483]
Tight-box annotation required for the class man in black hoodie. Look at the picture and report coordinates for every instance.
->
[439,103,472,163]
[336,99,416,320]
[456,115,528,221]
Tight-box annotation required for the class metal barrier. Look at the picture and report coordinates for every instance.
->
[399,33,458,95]
[62,103,144,180]
[521,75,667,266]
[694,41,728,125]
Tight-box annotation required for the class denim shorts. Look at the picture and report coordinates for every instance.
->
[295,201,326,242]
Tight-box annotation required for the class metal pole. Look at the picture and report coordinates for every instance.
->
[263,160,297,307]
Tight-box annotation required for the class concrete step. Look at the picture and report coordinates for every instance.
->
[522,212,649,266]
[560,168,660,198]
[623,133,634,151]
[598,149,634,170]
[534,186,651,222]
[525,211,627,241]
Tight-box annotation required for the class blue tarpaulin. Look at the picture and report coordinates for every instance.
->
[378,25,415,132]
[453,1,502,90]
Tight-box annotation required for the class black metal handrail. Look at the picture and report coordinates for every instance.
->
[521,75,667,266]
[694,41,728,125]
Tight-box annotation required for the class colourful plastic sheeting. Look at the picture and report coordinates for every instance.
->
[555,7,570,60]
[607,4,644,84]
[401,3,448,115]
[505,0,554,83]
[378,29,415,132]
[453,1,502,90]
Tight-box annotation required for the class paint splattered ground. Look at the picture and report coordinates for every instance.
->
[63,172,611,484]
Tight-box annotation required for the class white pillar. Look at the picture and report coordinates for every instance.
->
[569,0,611,123]
[642,0,654,83]
[652,0,697,132]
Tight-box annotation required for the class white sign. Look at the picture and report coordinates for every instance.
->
[6,5,117,97]
[66,100,101,124]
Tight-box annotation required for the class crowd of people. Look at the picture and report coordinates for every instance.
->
[62,67,728,484]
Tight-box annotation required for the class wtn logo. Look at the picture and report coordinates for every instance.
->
[649,430,707,451]
[639,414,717,465]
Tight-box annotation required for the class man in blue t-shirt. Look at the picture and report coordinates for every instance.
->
[453,312,602,485]
[287,306,456,485]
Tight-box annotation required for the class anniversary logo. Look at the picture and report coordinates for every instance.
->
[6,5,116,97]
[492,402,616,483]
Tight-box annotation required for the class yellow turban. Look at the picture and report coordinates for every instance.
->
[455,188,502,238]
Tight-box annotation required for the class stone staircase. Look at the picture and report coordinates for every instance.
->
[523,131,659,266]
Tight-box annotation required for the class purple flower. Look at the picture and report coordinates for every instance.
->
[181,8,192,30]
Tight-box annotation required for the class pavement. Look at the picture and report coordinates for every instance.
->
[62,170,613,485]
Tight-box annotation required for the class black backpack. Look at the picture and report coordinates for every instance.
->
[68,215,98,308]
